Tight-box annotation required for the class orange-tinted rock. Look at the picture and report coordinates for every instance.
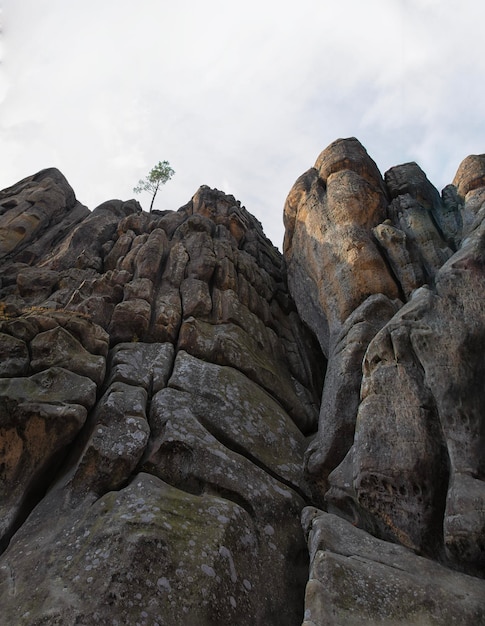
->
[453,153,485,197]
[284,137,400,355]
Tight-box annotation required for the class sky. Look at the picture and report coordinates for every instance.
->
[1,0,484,249]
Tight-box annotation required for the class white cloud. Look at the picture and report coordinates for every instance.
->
[1,0,485,248]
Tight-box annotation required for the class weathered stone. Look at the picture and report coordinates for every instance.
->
[0,400,88,551]
[151,284,182,343]
[109,298,152,343]
[165,350,308,492]
[177,221,217,282]
[0,367,97,408]
[325,287,449,555]
[213,250,238,291]
[387,192,453,282]
[145,383,308,624]
[107,341,174,393]
[0,364,94,551]
[0,173,325,624]
[0,333,29,377]
[30,325,106,385]
[58,314,109,357]
[327,208,485,567]
[305,294,400,498]
[211,287,279,361]
[133,227,169,280]
[453,153,485,198]
[62,270,128,329]
[178,317,317,433]
[117,209,155,235]
[0,474,281,625]
[103,230,134,271]
[69,382,150,499]
[180,277,212,318]
[444,472,485,573]
[0,315,41,343]
[117,232,149,274]
[42,200,140,272]
[450,154,485,237]
[373,220,425,297]
[163,240,189,287]
[442,182,465,248]
[383,159,461,257]
[284,137,400,355]
[301,508,485,626]
[385,160,442,209]
[16,267,58,299]
[123,276,154,302]
[0,168,88,264]
[1,146,485,625]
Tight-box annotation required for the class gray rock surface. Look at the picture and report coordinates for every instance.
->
[1,142,485,624]
[0,175,321,624]
[301,508,485,625]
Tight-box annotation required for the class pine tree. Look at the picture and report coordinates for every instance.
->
[133,160,175,212]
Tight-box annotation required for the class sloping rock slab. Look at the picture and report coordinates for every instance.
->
[301,508,485,626]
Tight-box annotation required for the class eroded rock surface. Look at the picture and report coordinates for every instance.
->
[285,138,485,623]
[1,141,485,624]
[301,508,485,626]
[0,174,322,625]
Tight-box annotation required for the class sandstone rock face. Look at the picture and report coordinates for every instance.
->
[0,168,89,265]
[285,139,485,623]
[301,508,485,626]
[1,141,485,624]
[0,175,322,625]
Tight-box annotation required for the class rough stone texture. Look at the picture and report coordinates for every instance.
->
[301,508,485,625]
[0,174,322,625]
[285,139,485,623]
[1,142,485,624]
[304,294,401,499]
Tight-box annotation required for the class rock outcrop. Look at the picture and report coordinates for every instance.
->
[0,140,485,624]
[285,138,485,623]
[0,171,322,625]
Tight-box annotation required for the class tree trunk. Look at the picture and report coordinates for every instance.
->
[149,182,160,213]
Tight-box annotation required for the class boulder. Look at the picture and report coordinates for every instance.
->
[0,332,29,377]
[301,508,485,625]
[30,325,106,385]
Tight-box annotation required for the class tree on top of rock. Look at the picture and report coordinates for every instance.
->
[133,160,175,213]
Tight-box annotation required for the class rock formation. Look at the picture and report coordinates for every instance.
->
[285,138,485,624]
[0,139,484,624]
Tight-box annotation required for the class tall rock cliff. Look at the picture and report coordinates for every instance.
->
[285,138,485,624]
[0,140,484,624]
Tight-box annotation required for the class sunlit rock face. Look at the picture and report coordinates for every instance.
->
[1,139,485,625]
[285,138,485,624]
[0,172,323,625]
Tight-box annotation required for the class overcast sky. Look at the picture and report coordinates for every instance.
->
[1,0,484,249]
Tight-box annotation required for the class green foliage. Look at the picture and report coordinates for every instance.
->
[133,160,175,212]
